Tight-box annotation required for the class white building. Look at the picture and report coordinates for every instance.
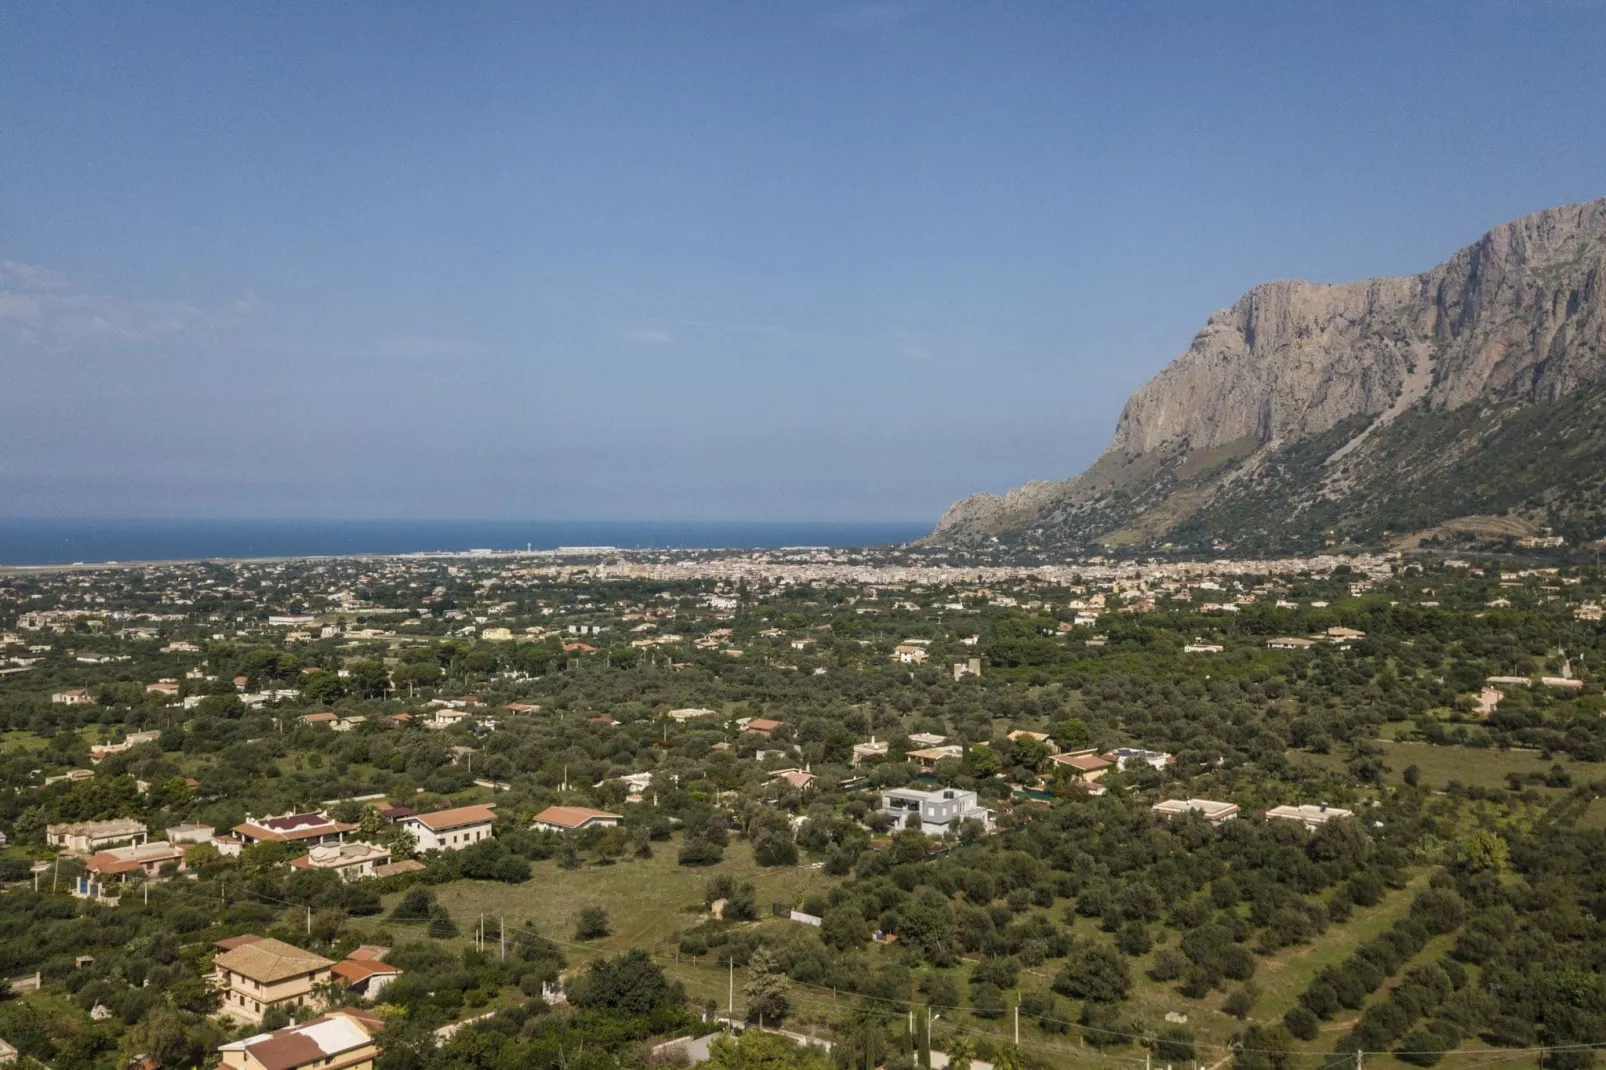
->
[879,787,994,836]
[400,804,496,851]
[47,818,148,855]
[291,842,391,881]
[1152,798,1239,824]
[1265,803,1354,829]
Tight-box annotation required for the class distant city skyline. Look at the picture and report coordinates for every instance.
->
[3,2,1603,522]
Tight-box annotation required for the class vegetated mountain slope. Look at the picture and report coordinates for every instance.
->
[926,197,1606,554]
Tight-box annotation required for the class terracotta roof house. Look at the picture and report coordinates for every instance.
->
[1051,751,1114,782]
[769,768,817,791]
[330,959,403,999]
[214,934,266,953]
[742,718,783,739]
[290,842,390,881]
[531,806,623,833]
[234,811,356,847]
[212,937,335,1024]
[218,1008,383,1070]
[85,841,189,880]
[907,745,964,771]
[399,804,496,852]
[1007,729,1059,755]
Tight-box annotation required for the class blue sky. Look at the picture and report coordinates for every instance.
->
[3,2,1603,523]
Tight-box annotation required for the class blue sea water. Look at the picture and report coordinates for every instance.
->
[0,518,930,566]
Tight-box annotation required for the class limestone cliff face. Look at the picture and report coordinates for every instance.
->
[928,197,1606,548]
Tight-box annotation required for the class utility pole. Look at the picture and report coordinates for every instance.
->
[52,855,59,894]
[728,957,734,1024]
[1014,1003,1019,1046]
[306,906,312,935]
[499,917,505,961]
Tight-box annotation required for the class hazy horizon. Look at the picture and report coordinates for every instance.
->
[5,2,1604,523]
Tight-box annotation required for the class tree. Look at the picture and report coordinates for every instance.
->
[118,1007,220,1070]
[993,1043,1029,1070]
[427,904,459,939]
[568,948,683,1014]
[576,905,612,940]
[1052,940,1132,1002]
[754,834,799,866]
[744,945,790,1023]
[822,906,869,951]
[300,671,345,705]
[943,1036,976,1070]
[1223,983,1260,1020]
[348,659,391,698]
[1456,829,1508,872]
[969,981,1008,1019]
[679,836,725,866]
[1283,1006,1321,1041]
[707,1030,830,1069]
[374,1017,438,1070]
[391,886,434,922]
[1233,1024,1295,1070]
[1156,1026,1196,1063]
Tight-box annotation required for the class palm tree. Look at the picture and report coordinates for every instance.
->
[942,1035,976,1070]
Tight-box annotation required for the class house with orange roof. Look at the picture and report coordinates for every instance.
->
[531,805,623,833]
[398,804,496,852]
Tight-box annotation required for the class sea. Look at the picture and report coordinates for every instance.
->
[0,518,930,567]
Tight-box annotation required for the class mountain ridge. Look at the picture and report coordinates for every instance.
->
[926,197,1606,553]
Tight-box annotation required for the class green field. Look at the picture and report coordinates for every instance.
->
[402,836,1443,1069]
[397,837,832,963]
[1292,740,1605,792]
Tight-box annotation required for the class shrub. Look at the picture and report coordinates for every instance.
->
[575,906,611,940]
[1283,1006,1320,1041]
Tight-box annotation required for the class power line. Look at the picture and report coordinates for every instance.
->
[29,863,1606,1061]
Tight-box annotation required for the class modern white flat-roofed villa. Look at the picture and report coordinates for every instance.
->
[879,786,994,835]
[1265,803,1355,829]
[1152,798,1240,823]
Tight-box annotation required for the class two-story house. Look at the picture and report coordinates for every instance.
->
[290,842,391,881]
[47,818,147,855]
[233,811,356,848]
[212,936,336,1024]
[879,787,994,836]
[399,804,496,852]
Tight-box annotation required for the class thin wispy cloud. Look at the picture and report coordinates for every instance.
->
[621,327,676,345]
[1,260,72,291]
[0,261,253,347]
[369,334,491,360]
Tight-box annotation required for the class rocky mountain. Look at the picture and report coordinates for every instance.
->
[926,197,1606,554]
